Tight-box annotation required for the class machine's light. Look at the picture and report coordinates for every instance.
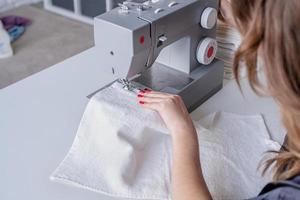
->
[207,47,214,58]
[139,35,145,44]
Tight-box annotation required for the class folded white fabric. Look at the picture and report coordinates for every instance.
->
[51,81,172,200]
[50,81,281,200]
[196,112,281,200]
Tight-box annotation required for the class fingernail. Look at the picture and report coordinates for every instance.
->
[144,88,152,92]
[139,101,145,105]
[139,90,146,93]
[137,94,144,98]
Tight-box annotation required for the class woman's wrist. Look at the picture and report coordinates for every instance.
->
[170,125,198,143]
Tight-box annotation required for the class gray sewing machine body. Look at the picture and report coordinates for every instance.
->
[93,0,224,112]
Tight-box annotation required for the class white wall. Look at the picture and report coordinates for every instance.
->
[0,0,41,12]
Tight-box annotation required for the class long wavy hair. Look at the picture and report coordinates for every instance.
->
[230,0,300,181]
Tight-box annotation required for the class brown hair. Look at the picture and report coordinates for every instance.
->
[230,0,300,181]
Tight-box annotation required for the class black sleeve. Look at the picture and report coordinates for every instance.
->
[248,186,300,200]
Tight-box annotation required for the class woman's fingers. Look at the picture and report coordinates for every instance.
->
[137,90,168,111]
[139,101,161,111]
[138,96,163,103]
[137,90,165,106]
[138,90,183,107]
[139,90,172,98]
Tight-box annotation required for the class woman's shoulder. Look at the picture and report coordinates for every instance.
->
[250,175,300,200]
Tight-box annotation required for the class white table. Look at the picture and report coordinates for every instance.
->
[0,47,285,200]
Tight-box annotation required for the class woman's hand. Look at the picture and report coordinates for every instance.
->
[138,89,212,200]
[137,89,196,138]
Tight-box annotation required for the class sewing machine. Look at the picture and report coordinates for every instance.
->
[92,0,224,112]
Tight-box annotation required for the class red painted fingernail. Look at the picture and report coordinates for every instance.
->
[139,101,145,104]
[139,90,146,93]
[144,88,152,92]
[137,94,144,98]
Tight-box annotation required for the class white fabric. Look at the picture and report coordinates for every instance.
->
[51,82,173,200]
[197,112,281,199]
[50,82,281,200]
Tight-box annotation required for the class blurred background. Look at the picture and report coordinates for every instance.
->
[0,0,122,89]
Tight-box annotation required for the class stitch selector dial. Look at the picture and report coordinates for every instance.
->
[201,7,218,29]
[196,37,217,65]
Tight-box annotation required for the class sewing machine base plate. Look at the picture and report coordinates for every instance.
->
[88,60,224,113]
[133,60,224,112]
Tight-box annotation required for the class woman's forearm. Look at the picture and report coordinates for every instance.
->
[171,129,212,200]
[137,91,212,199]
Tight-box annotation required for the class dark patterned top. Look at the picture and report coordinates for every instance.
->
[249,175,300,200]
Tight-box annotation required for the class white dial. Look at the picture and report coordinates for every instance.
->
[196,37,217,65]
[201,7,218,29]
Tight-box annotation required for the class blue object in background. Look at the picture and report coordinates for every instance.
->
[8,26,25,42]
